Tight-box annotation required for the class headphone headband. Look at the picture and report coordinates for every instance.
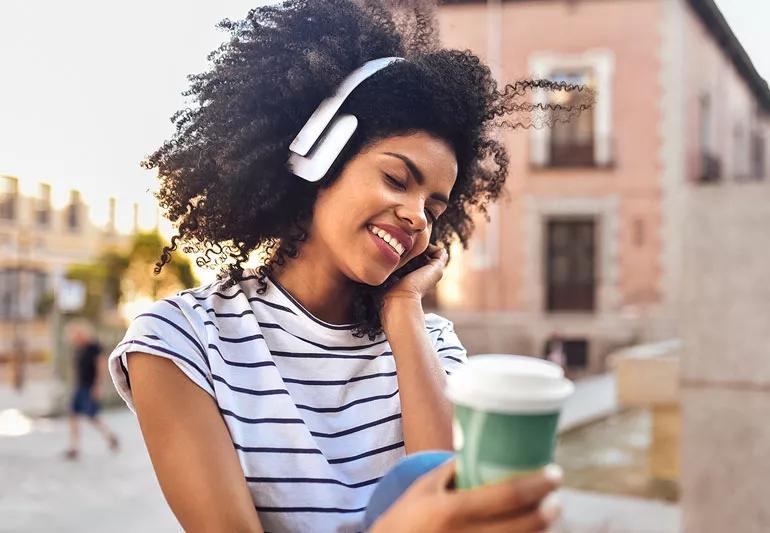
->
[287,57,405,182]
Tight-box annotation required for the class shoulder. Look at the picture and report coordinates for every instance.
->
[424,312,468,372]
[424,312,457,332]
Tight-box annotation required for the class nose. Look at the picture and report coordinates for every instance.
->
[395,197,428,232]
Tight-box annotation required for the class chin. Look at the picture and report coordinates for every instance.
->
[349,263,396,287]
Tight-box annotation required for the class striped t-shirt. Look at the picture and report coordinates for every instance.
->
[108,271,467,533]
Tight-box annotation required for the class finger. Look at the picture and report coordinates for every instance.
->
[473,500,560,533]
[413,457,457,493]
[450,465,562,521]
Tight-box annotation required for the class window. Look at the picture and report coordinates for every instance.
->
[545,218,596,312]
[548,69,596,167]
[698,93,722,183]
[0,268,19,319]
[66,190,82,231]
[733,123,750,180]
[36,183,52,226]
[529,50,614,169]
[752,130,766,180]
[0,176,18,221]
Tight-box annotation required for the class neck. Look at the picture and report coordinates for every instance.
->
[271,247,357,326]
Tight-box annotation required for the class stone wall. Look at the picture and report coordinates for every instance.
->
[680,183,770,532]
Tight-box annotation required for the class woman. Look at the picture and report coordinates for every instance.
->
[108,1,591,531]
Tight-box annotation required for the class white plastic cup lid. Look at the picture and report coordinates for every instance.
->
[446,354,574,414]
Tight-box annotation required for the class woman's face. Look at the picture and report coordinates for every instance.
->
[310,131,458,286]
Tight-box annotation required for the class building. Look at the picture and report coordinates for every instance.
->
[0,175,132,360]
[433,0,769,373]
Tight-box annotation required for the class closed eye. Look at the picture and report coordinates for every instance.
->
[384,173,439,223]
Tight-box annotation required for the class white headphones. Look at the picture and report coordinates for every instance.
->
[286,57,405,182]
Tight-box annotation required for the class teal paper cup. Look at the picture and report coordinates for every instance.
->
[445,354,574,489]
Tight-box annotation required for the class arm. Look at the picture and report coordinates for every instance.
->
[381,296,453,453]
[95,352,108,389]
[127,352,263,533]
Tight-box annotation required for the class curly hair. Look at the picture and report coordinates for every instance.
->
[145,0,593,340]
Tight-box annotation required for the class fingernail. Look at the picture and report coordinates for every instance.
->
[543,464,563,484]
[538,492,562,523]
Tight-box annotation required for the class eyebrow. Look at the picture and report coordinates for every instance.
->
[382,152,449,205]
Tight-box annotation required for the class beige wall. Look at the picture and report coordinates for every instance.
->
[679,183,770,533]
[676,3,770,531]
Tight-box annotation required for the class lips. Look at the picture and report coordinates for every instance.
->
[367,223,414,256]
[368,230,401,265]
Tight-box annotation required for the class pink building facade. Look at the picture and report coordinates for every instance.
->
[433,0,770,372]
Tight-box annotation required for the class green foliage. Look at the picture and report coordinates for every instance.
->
[66,231,197,321]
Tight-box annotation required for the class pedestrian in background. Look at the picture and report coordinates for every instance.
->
[64,320,119,460]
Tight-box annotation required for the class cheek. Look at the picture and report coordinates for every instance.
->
[406,237,431,262]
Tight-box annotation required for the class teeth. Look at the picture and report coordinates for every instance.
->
[369,225,405,256]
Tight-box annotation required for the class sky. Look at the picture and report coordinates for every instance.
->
[0,0,767,233]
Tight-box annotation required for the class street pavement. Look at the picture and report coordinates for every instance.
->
[559,373,618,433]
[0,371,679,532]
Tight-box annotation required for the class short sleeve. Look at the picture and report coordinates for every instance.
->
[108,296,214,413]
[425,313,468,375]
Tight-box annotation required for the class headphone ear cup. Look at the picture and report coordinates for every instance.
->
[287,114,358,182]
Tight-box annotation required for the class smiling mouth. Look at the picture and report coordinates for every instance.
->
[367,228,403,266]
[367,224,406,256]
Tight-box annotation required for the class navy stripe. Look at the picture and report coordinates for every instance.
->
[202,307,256,318]
[119,339,212,386]
[328,441,405,465]
[136,312,208,363]
[218,333,265,344]
[443,355,464,364]
[296,389,399,413]
[208,344,277,368]
[143,334,160,340]
[247,476,380,489]
[437,345,464,353]
[193,289,244,300]
[256,505,366,514]
[233,443,322,454]
[119,358,131,388]
[202,320,221,331]
[220,408,303,425]
[267,275,362,331]
[248,296,297,315]
[209,344,275,368]
[283,371,397,386]
[270,350,393,361]
[210,376,398,414]
[259,322,386,351]
[162,298,182,311]
[212,374,289,397]
[234,440,403,464]
[310,413,401,438]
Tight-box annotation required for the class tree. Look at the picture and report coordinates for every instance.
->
[66,231,197,322]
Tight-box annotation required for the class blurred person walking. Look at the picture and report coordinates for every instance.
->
[64,320,120,460]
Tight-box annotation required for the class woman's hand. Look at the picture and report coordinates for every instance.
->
[369,460,562,533]
[384,244,449,305]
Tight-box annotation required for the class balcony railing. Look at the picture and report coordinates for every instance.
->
[549,140,596,167]
[531,136,615,169]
